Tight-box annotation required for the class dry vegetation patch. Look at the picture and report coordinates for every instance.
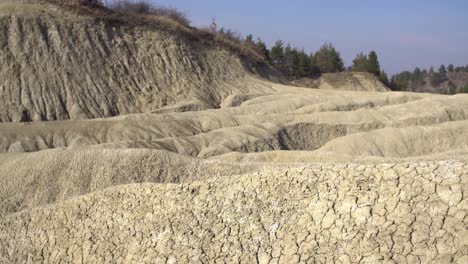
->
[108,0,191,26]
[42,0,268,63]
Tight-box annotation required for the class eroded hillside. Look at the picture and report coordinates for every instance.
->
[0,1,467,263]
[0,0,277,122]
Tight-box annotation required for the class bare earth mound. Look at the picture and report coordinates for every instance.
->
[292,72,390,92]
[0,1,467,263]
[0,0,275,122]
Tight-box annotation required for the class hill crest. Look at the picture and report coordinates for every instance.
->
[0,0,277,122]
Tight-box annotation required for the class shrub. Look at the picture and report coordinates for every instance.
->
[82,0,101,5]
[108,0,191,27]
[46,0,103,7]
[206,27,244,53]
[216,28,242,43]
[198,25,268,63]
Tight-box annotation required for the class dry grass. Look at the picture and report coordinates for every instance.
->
[46,0,102,7]
[42,0,268,64]
[198,28,266,62]
[108,0,190,27]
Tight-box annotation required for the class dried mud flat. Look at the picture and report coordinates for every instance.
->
[1,84,467,264]
[1,161,467,264]
[0,0,467,263]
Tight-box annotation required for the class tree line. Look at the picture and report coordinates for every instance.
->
[389,64,468,94]
[268,41,344,78]
[241,34,468,94]
[240,36,344,78]
[242,36,387,82]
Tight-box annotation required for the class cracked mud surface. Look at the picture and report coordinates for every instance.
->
[1,161,467,263]
[0,1,468,263]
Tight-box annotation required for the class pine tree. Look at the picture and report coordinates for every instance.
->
[244,34,255,46]
[428,65,448,87]
[379,71,389,86]
[291,48,300,77]
[284,44,299,78]
[295,50,309,77]
[314,43,344,73]
[461,84,468,93]
[351,52,368,72]
[439,64,447,77]
[411,67,424,86]
[255,38,270,62]
[270,40,285,71]
[351,51,380,76]
[389,75,399,91]
[447,81,457,95]
[447,64,454,72]
[367,51,381,76]
[430,73,446,87]
[309,53,320,76]
[390,71,412,91]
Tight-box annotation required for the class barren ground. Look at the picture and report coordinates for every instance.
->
[0,1,467,263]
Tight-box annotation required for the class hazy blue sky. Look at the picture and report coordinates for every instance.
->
[147,0,467,74]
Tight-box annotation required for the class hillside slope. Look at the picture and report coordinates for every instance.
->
[291,72,390,92]
[401,72,468,94]
[0,0,276,122]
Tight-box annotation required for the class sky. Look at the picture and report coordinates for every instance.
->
[144,0,467,74]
